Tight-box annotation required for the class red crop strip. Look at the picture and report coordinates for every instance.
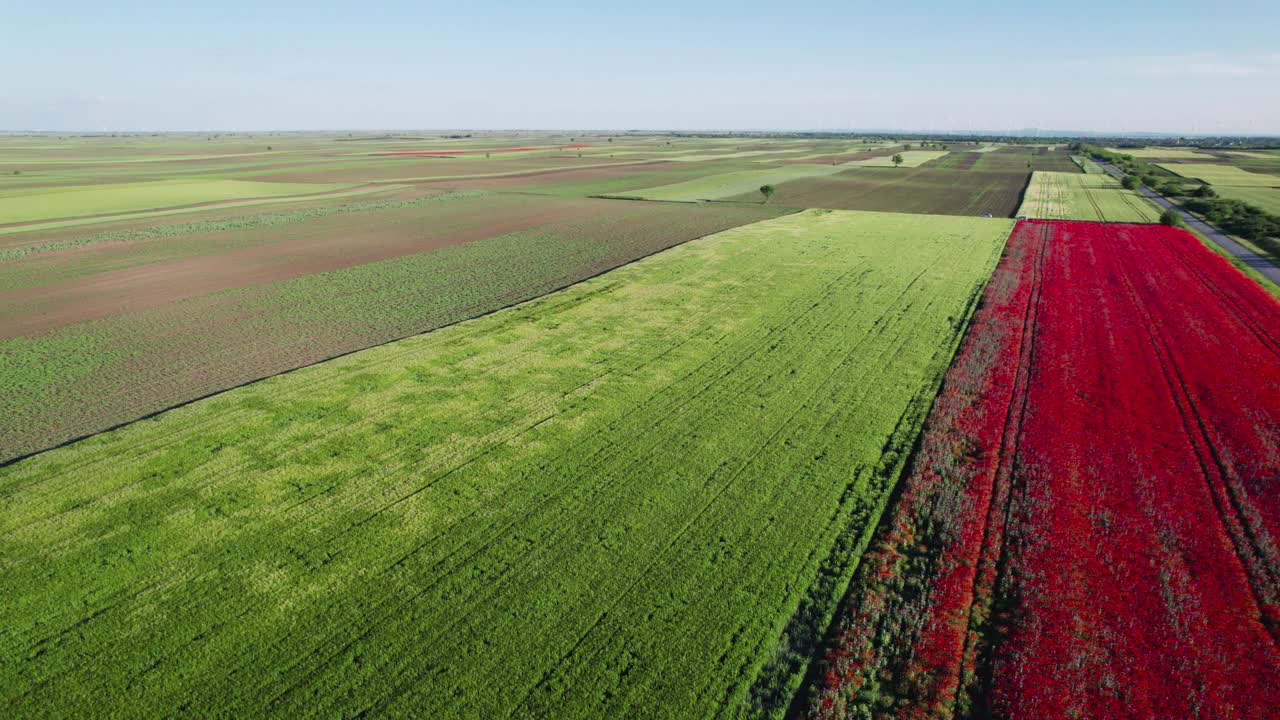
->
[799,220,1280,720]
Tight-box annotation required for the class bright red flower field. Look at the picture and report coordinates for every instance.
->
[804,220,1280,720]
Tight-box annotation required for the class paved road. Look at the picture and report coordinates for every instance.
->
[1100,162,1280,286]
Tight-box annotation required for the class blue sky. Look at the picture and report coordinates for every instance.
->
[6,1,1279,133]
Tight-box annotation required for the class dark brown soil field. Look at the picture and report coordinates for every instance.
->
[975,147,1082,173]
[924,152,981,170]
[0,195,790,463]
[726,167,1029,217]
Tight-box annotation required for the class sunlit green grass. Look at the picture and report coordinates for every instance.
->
[1018,170,1160,222]
[0,208,1011,719]
[0,178,353,225]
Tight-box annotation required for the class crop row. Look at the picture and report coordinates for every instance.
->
[0,210,1011,717]
[1016,171,1160,223]
[0,197,787,463]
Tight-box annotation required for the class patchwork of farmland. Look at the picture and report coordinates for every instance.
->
[4,132,1278,719]
[0,192,785,462]
[1157,162,1280,187]
[725,167,1029,217]
[604,164,845,201]
[1018,170,1160,222]
[0,209,1012,718]
[801,220,1280,719]
[843,150,949,167]
[1157,162,1280,215]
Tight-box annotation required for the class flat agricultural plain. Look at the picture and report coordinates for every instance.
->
[0,208,1011,718]
[2,134,1036,464]
[5,132,1278,720]
[1017,170,1160,222]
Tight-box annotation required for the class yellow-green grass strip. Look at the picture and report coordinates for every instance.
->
[0,184,399,236]
[0,179,358,225]
[1017,170,1161,223]
[1155,163,1280,187]
[844,150,949,168]
[1107,147,1217,159]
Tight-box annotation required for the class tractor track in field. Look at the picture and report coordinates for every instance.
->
[1102,223,1280,644]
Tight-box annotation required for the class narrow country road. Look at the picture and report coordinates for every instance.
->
[1100,162,1280,287]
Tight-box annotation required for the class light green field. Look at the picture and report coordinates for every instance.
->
[0,184,397,236]
[0,208,1011,719]
[1072,155,1105,174]
[663,149,798,162]
[0,178,353,225]
[1108,147,1215,160]
[0,151,281,164]
[1156,163,1280,187]
[1017,171,1161,223]
[1222,151,1279,160]
[610,164,845,201]
[1211,185,1280,215]
[845,150,948,168]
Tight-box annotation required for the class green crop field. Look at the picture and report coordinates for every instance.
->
[1017,170,1161,222]
[1072,155,1105,173]
[0,179,353,225]
[1209,185,1280,215]
[1109,147,1217,159]
[607,164,845,201]
[1156,163,1280,187]
[0,208,1011,719]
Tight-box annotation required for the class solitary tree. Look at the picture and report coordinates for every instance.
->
[1122,175,1139,190]
[891,153,904,168]
[1160,208,1183,227]
[759,184,776,203]
[1194,184,1217,198]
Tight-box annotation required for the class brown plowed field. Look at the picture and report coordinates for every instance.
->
[728,167,1030,217]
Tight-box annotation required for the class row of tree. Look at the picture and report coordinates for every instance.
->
[1081,144,1280,250]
